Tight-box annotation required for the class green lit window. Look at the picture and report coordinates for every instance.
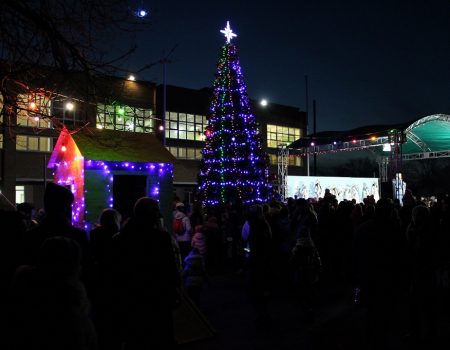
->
[165,111,207,141]
[267,124,301,148]
[16,135,52,152]
[96,103,154,133]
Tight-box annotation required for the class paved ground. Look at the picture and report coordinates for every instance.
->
[180,270,450,350]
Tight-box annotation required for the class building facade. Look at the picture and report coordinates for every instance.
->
[0,75,307,209]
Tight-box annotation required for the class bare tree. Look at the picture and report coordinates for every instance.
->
[0,0,153,203]
[0,0,153,117]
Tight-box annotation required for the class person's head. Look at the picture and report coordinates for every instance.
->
[411,205,429,227]
[17,202,34,219]
[375,198,394,219]
[247,204,263,221]
[194,224,203,234]
[134,197,161,223]
[99,208,122,232]
[296,198,309,213]
[37,236,81,277]
[175,202,185,213]
[402,189,416,207]
[43,183,74,220]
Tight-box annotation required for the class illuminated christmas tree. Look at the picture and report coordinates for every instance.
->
[198,22,271,206]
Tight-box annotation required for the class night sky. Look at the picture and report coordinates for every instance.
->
[123,0,450,132]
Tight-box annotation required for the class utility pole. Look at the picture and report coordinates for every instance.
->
[305,75,309,176]
[160,57,168,147]
[313,99,317,176]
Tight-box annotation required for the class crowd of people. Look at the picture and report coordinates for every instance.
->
[0,182,449,349]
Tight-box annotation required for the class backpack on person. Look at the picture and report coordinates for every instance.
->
[173,218,184,235]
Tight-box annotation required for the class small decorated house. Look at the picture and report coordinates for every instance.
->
[48,127,175,230]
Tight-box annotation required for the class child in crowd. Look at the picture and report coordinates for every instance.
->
[182,246,208,306]
[191,225,207,256]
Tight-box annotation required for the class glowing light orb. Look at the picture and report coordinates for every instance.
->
[136,9,148,18]
[65,102,74,111]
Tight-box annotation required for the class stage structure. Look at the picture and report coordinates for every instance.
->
[282,114,450,201]
[287,175,380,203]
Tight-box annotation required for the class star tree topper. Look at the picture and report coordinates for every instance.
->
[220,21,237,43]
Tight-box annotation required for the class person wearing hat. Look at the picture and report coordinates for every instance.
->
[173,202,192,261]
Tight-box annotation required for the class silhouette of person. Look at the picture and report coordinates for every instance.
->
[114,197,179,349]
[22,183,92,283]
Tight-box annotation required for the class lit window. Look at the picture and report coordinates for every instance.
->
[16,135,52,152]
[268,153,302,167]
[165,111,207,141]
[166,146,203,160]
[266,124,301,148]
[186,148,195,159]
[96,103,154,133]
[16,186,25,204]
[28,137,39,151]
[289,156,302,167]
[16,93,52,128]
[0,95,3,123]
[0,134,3,149]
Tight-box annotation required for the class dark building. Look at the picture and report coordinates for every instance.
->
[0,74,306,209]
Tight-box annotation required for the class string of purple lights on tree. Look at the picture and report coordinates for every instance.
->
[198,22,271,206]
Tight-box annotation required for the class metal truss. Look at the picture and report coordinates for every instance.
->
[405,130,431,152]
[406,114,450,131]
[377,156,390,182]
[277,145,289,201]
[402,150,450,161]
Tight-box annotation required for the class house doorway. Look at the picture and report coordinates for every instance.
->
[113,175,147,220]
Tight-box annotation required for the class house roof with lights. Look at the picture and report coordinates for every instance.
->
[48,128,175,167]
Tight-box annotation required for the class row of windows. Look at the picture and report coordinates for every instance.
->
[165,111,207,141]
[0,94,52,128]
[16,94,52,128]
[96,104,154,133]
[167,146,203,160]
[16,135,52,152]
[268,154,302,167]
[2,95,302,149]
[0,134,52,152]
[167,146,301,167]
[267,124,301,148]
[1,96,303,165]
